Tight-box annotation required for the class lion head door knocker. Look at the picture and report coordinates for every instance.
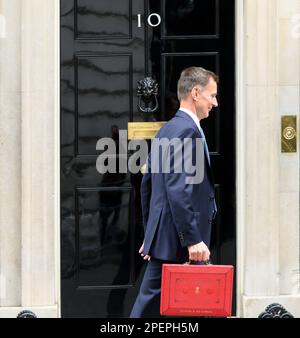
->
[137,77,159,118]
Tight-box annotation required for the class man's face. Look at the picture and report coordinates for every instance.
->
[193,77,218,120]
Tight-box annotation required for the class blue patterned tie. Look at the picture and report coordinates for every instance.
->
[198,126,210,166]
[199,126,217,216]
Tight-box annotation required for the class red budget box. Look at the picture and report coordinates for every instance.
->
[160,264,234,317]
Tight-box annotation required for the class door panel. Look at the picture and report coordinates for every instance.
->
[61,0,236,317]
[76,0,132,38]
[61,0,145,318]
[163,0,218,37]
[76,54,133,154]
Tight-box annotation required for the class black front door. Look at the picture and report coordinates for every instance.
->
[61,0,235,317]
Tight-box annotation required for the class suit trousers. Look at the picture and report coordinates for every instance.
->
[130,258,167,318]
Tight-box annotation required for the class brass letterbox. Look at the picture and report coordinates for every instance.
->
[128,122,166,140]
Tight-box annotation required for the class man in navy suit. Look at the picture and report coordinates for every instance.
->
[130,67,218,318]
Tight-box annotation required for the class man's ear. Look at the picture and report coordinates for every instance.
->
[191,87,198,101]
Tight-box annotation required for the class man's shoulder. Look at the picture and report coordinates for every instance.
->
[157,114,198,139]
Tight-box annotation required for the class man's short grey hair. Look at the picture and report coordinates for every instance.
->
[177,66,219,101]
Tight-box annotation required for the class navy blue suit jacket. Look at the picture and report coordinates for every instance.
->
[141,110,216,262]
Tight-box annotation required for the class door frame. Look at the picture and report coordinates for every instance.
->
[56,0,245,317]
[235,0,245,318]
[55,0,61,318]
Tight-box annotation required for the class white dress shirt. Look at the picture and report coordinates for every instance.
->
[179,107,201,132]
[179,107,210,165]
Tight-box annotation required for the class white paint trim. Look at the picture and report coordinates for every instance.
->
[21,0,58,308]
[54,0,61,318]
[235,0,246,318]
